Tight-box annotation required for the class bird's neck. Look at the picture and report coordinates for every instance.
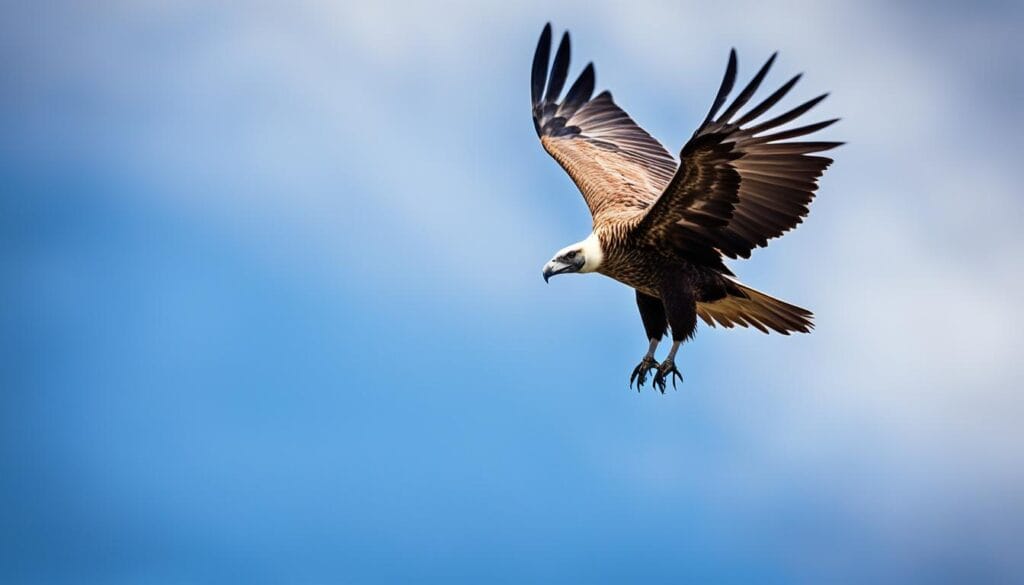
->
[579,232,605,273]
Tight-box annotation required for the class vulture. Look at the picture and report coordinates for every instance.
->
[533,24,841,392]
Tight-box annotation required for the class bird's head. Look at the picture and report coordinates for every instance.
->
[543,233,604,282]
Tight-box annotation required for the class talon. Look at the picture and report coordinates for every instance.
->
[653,360,683,393]
[629,356,659,389]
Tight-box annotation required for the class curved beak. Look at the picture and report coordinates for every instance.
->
[542,260,580,283]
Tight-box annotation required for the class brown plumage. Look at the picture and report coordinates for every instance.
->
[533,24,841,392]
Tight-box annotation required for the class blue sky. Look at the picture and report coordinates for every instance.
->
[3,1,1023,583]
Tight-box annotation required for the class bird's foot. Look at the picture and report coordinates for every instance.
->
[651,360,683,393]
[630,356,660,389]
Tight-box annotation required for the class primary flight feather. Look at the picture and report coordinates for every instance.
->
[533,24,841,391]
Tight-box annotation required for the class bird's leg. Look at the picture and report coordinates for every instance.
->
[652,341,683,393]
[630,337,661,389]
[652,278,695,393]
[632,291,667,390]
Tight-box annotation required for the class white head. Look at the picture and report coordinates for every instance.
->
[542,233,604,282]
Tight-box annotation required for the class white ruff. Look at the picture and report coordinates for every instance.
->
[578,233,604,272]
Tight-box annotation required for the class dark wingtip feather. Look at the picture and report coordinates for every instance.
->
[700,49,738,129]
[717,51,778,124]
[735,73,802,126]
[743,118,840,145]
[531,24,553,106]
[748,92,830,134]
[544,31,572,103]
[561,62,595,116]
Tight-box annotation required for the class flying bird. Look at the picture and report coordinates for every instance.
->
[532,24,840,392]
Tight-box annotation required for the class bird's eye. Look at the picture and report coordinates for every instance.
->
[566,251,577,259]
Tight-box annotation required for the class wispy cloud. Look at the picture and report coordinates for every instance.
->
[3,0,1022,581]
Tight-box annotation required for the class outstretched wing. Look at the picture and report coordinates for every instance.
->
[531,24,677,223]
[636,50,840,267]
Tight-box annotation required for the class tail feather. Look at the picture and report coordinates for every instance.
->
[697,282,813,334]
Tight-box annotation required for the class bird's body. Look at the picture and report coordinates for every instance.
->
[589,224,717,299]
[532,24,840,391]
